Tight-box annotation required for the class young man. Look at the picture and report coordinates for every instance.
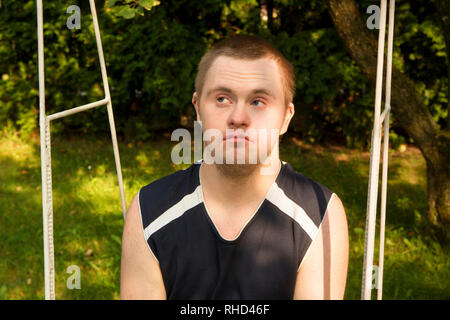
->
[120,35,349,299]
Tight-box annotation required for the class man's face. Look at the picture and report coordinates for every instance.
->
[192,56,294,170]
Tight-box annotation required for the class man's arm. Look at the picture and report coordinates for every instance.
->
[293,194,349,299]
[120,193,167,299]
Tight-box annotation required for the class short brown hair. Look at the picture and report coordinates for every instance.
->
[194,35,295,106]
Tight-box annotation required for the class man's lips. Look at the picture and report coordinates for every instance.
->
[223,135,251,142]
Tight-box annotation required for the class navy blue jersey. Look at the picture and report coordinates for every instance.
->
[138,160,335,299]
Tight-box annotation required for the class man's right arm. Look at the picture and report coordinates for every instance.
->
[120,193,167,299]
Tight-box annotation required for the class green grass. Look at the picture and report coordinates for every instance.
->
[0,129,448,300]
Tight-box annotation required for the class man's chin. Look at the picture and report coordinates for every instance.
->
[214,162,260,178]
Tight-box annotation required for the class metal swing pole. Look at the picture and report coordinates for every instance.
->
[377,0,395,300]
[361,0,395,300]
[37,0,127,300]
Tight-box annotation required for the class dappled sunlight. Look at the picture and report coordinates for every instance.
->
[388,151,426,187]
[0,136,39,165]
[0,132,447,299]
[78,175,119,205]
[135,151,150,166]
[134,151,157,175]
[280,137,448,300]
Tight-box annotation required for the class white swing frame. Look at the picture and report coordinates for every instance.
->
[361,0,395,300]
[37,0,127,300]
[37,0,395,301]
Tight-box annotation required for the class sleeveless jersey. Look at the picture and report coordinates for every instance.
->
[138,159,335,299]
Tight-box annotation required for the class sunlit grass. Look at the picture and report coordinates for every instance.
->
[0,129,448,299]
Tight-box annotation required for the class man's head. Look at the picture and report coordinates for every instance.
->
[192,35,295,174]
[194,35,296,107]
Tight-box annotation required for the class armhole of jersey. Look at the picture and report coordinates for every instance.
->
[297,192,336,273]
[137,188,160,265]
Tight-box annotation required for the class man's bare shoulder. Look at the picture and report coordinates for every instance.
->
[120,192,166,299]
[294,193,349,299]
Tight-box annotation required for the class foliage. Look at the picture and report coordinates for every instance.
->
[0,0,447,147]
[358,0,448,138]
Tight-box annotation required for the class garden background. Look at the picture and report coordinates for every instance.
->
[0,0,448,299]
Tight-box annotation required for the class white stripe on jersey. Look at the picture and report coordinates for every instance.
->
[143,185,203,240]
[266,182,319,240]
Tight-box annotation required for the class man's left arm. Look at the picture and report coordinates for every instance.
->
[293,194,349,299]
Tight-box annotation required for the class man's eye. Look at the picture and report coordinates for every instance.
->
[217,97,230,103]
[252,100,265,107]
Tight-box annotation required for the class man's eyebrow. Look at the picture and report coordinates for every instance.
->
[250,88,276,99]
[206,86,276,99]
[206,86,234,97]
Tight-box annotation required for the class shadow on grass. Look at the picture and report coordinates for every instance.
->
[1,132,185,299]
[280,138,447,300]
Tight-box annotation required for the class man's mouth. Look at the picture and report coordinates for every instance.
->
[223,134,251,142]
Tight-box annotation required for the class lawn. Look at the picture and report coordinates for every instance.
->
[0,128,448,300]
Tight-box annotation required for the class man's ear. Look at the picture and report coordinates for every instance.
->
[280,102,295,135]
[192,92,201,122]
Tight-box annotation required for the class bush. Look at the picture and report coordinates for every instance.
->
[0,0,446,148]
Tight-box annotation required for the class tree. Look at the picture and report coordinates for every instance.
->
[326,0,449,242]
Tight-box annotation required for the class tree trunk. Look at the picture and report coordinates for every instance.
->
[326,0,450,242]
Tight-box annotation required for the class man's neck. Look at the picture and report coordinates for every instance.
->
[199,155,282,213]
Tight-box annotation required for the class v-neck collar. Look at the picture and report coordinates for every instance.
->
[195,160,284,244]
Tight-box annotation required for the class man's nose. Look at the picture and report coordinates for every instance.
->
[227,102,250,129]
